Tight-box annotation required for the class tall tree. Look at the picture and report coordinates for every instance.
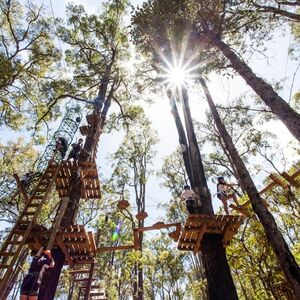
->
[110,116,158,299]
[35,1,131,298]
[132,3,240,299]
[199,74,300,297]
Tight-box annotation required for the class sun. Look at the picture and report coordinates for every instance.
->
[159,55,200,91]
[166,65,188,87]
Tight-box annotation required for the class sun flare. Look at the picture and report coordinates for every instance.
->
[167,66,187,87]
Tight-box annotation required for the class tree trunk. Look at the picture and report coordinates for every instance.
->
[38,248,65,299]
[199,74,300,298]
[167,90,194,183]
[37,61,115,299]
[168,89,239,299]
[202,29,300,142]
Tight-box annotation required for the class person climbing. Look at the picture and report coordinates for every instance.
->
[67,138,83,161]
[217,176,240,215]
[20,172,33,190]
[55,137,68,158]
[181,185,198,214]
[20,248,55,300]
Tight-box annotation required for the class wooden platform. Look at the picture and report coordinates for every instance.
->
[53,161,101,200]
[80,125,93,136]
[23,224,97,265]
[230,169,300,216]
[178,214,244,253]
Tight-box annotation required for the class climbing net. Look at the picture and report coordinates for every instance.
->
[0,105,82,200]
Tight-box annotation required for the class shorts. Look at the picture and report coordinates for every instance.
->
[20,272,39,296]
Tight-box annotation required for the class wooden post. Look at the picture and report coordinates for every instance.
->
[84,260,95,300]
[13,174,29,202]
[47,197,69,251]
[281,172,300,188]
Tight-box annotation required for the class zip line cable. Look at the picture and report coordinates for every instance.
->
[49,0,68,77]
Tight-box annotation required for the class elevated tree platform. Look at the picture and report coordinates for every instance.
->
[178,214,244,253]
[0,163,61,291]
[22,224,97,265]
[53,161,101,200]
[230,169,300,216]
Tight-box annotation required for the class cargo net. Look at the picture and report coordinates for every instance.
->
[0,106,82,201]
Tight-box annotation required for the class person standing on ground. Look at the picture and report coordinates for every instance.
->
[20,248,55,300]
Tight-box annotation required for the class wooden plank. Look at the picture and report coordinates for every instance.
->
[291,169,300,179]
[259,182,276,194]
[229,204,250,217]
[135,223,181,232]
[13,174,29,202]
[133,229,140,251]
[281,171,300,187]
[269,174,289,189]
[88,232,97,255]
[56,235,73,265]
[47,197,69,250]
[193,223,207,253]
[97,245,134,252]
[69,269,90,274]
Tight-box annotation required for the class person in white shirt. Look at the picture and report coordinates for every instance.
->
[181,185,198,214]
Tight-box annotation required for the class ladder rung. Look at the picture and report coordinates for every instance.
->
[0,265,10,268]
[22,211,35,216]
[18,221,30,226]
[7,241,21,245]
[32,196,43,199]
[13,230,25,235]
[36,189,46,193]
[27,203,39,208]
[1,252,15,257]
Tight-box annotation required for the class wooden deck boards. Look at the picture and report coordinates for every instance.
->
[22,224,96,265]
[52,161,101,200]
[178,214,244,253]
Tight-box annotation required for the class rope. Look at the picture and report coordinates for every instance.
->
[48,0,68,77]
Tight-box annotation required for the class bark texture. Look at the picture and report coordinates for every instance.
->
[199,75,300,298]
[203,29,300,143]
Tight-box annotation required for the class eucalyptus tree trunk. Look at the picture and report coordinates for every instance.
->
[37,62,115,300]
[201,28,300,143]
[168,88,238,300]
[199,75,300,298]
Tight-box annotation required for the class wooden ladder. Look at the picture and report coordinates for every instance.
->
[0,163,61,294]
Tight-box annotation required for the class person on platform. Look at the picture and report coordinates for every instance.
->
[181,185,198,214]
[20,248,55,300]
[55,137,68,158]
[67,138,83,161]
[216,176,240,215]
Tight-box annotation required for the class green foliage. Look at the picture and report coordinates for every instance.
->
[0,138,38,223]
[0,0,61,129]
